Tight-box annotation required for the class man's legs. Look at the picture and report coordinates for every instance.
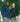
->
[11,17,19,22]
[11,17,14,22]
[3,17,10,22]
[11,17,16,22]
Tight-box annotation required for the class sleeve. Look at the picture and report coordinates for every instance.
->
[10,9,12,17]
[1,6,5,17]
[16,8,18,16]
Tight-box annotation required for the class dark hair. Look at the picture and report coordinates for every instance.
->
[12,2,15,5]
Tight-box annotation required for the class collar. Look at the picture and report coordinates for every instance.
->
[6,5,9,7]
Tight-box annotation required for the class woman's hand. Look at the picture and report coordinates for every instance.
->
[16,16,18,18]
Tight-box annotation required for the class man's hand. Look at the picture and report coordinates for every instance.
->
[3,17,6,19]
[16,16,18,19]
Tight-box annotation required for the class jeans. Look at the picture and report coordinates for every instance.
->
[11,17,19,22]
[3,17,10,22]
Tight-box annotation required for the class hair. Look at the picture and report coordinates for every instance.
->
[12,2,15,5]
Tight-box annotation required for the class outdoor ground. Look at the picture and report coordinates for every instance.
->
[0,11,20,22]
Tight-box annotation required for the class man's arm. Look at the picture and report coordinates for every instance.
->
[10,9,12,17]
[16,8,18,18]
[1,6,5,17]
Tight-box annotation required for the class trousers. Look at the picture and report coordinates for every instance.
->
[3,17,10,22]
[11,17,19,22]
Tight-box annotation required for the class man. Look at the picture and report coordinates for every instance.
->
[10,3,18,22]
[1,2,10,22]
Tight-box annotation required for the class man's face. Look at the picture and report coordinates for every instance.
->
[6,2,9,6]
[12,3,15,8]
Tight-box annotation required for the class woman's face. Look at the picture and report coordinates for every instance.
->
[12,3,15,8]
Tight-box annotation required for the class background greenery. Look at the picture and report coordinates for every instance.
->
[0,0,20,11]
